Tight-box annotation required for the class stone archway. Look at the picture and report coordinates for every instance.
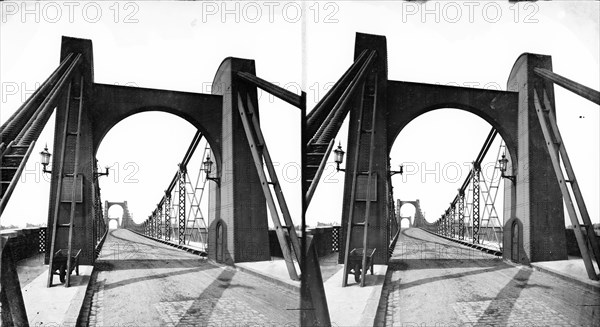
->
[45,36,269,265]
[340,33,566,265]
[399,217,412,228]
[397,199,426,228]
[108,218,119,229]
[103,201,134,230]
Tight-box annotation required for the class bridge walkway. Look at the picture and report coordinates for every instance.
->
[80,229,299,326]
[376,228,600,326]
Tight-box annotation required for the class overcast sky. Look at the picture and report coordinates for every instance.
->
[1,2,598,230]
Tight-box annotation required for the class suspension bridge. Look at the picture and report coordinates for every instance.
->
[304,33,599,325]
[1,33,599,326]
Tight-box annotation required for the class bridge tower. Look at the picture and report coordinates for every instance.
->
[340,33,566,265]
[45,37,269,266]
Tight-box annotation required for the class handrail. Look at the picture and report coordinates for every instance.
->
[0,140,15,161]
[307,49,369,130]
[16,54,82,145]
[0,141,36,216]
[313,50,377,144]
[0,53,75,141]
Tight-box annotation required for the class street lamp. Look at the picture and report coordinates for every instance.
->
[498,153,516,184]
[203,154,220,183]
[333,142,345,172]
[94,160,110,178]
[390,164,404,176]
[40,144,52,174]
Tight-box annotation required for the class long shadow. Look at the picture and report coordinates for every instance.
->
[475,268,552,325]
[102,264,217,291]
[392,263,513,291]
[95,258,210,271]
[390,258,503,270]
[175,268,256,326]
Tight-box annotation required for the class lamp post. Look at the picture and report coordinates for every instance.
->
[203,154,220,184]
[390,164,403,176]
[333,142,345,172]
[498,153,516,184]
[94,160,110,179]
[40,144,52,174]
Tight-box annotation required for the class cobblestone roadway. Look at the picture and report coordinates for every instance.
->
[82,229,299,327]
[376,228,600,327]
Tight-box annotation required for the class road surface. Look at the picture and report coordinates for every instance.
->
[377,228,600,326]
[81,229,299,326]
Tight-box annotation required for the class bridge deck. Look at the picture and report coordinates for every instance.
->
[80,229,299,326]
[377,228,600,326]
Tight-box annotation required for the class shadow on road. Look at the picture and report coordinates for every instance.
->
[95,258,210,271]
[476,268,552,326]
[390,258,504,270]
[175,267,256,326]
[394,263,512,291]
[102,264,216,291]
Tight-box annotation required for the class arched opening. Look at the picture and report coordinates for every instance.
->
[390,109,509,247]
[216,221,224,263]
[400,218,411,229]
[108,219,119,230]
[511,220,519,262]
[399,202,416,229]
[107,204,124,228]
[96,112,214,235]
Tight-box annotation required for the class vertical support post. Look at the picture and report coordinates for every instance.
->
[150,213,154,237]
[178,165,186,245]
[450,205,455,238]
[151,210,156,238]
[472,163,481,244]
[446,211,450,237]
[458,190,465,240]
[441,215,444,236]
[442,214,446,236]
[152,216,156,238]
[150,216,154,238]
[444,212,448,237]
[164,193,171,241]
[157,204,163,240]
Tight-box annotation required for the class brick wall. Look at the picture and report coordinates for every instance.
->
[269,226,341,258]
[565,228,600,257]
[1,227,45,262]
